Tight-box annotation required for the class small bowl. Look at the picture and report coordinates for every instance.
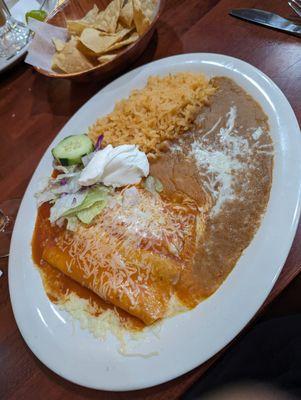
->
[34,0,164,81]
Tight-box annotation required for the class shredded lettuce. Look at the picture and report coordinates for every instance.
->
[63,186,109,217]
[77,200,107,224]
[54,164,78,174]
[144,176,163,194]
[48,185,109,227]
[82,151,96,167]
[35,172,81,206]
[66,216,79,231]
[37,159,111,229]
[155,178,163,193]
[49,192,87,223]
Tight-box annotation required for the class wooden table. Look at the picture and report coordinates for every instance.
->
[1,0,301,398]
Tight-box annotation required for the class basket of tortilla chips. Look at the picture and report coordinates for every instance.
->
[34,0,162,80]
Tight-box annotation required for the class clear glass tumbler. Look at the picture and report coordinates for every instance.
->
[0,0,30,60]
[0,198,21,258]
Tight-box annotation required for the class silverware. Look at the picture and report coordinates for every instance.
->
[229,8,301,37]
[288,0,301,18]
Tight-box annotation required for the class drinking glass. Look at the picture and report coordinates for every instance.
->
[0,198,21,258]
[0,0,30,60]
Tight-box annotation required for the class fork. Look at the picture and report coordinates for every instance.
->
[288,0,301,17]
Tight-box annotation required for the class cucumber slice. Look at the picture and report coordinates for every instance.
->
[52,134,94,166]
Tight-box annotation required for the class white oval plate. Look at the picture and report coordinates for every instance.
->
[9,54,301,391]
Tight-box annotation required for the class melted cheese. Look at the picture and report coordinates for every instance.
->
[43,187,200,325]
[171,106,273,216]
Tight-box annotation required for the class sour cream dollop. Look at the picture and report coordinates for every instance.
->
[78,144,149,188]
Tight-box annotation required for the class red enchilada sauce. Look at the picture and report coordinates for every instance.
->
[32,203,145,331]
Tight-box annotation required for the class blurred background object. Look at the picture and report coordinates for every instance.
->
[0,0,61,62]
[0,0,30,59]
[197,383,295,400]
[0,198,20,258]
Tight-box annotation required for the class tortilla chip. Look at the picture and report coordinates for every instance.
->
[141,0,156,19]
[52,38,65,52]
[67,20,90,36]
[67,5,100,35]
[97,53,117,64]
[132,0,152,35]
[116,22,125,32]
[119,0,134,28]
[51,36,94,73]
[102,31,139,54]
[93,0,122,33]
[80,27,131,54]
[81,4,99,24]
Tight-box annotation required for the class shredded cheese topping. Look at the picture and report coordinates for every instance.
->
[55,187,198,317]
[172,106,274,216]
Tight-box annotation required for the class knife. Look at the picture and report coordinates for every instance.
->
[229,8,301,37]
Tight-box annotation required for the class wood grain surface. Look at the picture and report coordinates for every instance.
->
[0,0,301,399]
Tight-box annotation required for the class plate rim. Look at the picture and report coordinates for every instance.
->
[8,53,301,391]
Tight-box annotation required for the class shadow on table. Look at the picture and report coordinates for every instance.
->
[182,314,301,400]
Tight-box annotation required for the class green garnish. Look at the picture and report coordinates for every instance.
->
[63,186,109,224]
[25,10,48,23]
[51,134,94,166]
[144,176,164,194]
[77,201,107,224]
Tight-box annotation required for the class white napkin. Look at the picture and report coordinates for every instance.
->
[25,18,68,72]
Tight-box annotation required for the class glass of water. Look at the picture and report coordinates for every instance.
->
[0,0,30,60]
[0,198,20,258]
